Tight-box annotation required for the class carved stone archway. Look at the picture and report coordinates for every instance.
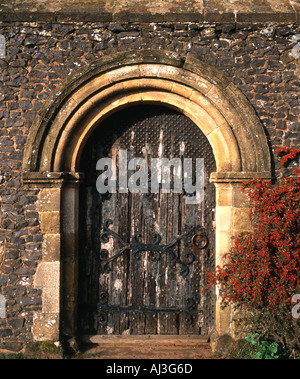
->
[22,50,271,346]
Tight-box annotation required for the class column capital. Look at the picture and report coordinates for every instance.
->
[210,171,272,184]
[22,172,85,188]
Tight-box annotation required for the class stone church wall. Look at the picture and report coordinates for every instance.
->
[0,3,299,352]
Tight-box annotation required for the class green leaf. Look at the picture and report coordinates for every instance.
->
[269,344,278,354]
[260,341,269,348]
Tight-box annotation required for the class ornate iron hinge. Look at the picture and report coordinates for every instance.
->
[94,293,200,326]
[99,219,208,277]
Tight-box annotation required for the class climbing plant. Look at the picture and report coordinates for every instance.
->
[205,148,300,358]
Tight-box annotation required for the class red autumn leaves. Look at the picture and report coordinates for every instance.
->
[205,147,300,315]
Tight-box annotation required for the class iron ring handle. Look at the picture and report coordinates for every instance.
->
[191,231,209,250]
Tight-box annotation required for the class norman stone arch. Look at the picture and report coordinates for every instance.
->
[22,50,271,346]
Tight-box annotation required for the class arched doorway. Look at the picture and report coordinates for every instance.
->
[22,50,271,345]
[78,104,216,338]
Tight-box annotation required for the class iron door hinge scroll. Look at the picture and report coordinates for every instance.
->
[99,220,209,277]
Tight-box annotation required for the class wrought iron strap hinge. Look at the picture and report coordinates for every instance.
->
[99,219,208,277]
[80,297,201,326]
[96,295,200,326]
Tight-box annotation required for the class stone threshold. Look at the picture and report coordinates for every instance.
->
[82,334,210,345]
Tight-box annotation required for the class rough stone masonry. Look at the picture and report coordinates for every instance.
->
[0,0,299,353]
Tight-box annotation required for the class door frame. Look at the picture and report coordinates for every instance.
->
[22,50,271,346]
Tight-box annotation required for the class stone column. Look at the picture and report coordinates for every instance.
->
[22,172,83,343]
[61,179,82,342]
[210,171,270,345]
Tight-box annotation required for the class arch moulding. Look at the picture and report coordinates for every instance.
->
[22,50,271,347]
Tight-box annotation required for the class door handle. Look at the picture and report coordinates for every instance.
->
[191,231,209,250]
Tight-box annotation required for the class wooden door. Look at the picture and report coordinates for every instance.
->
[78,105,216,336]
